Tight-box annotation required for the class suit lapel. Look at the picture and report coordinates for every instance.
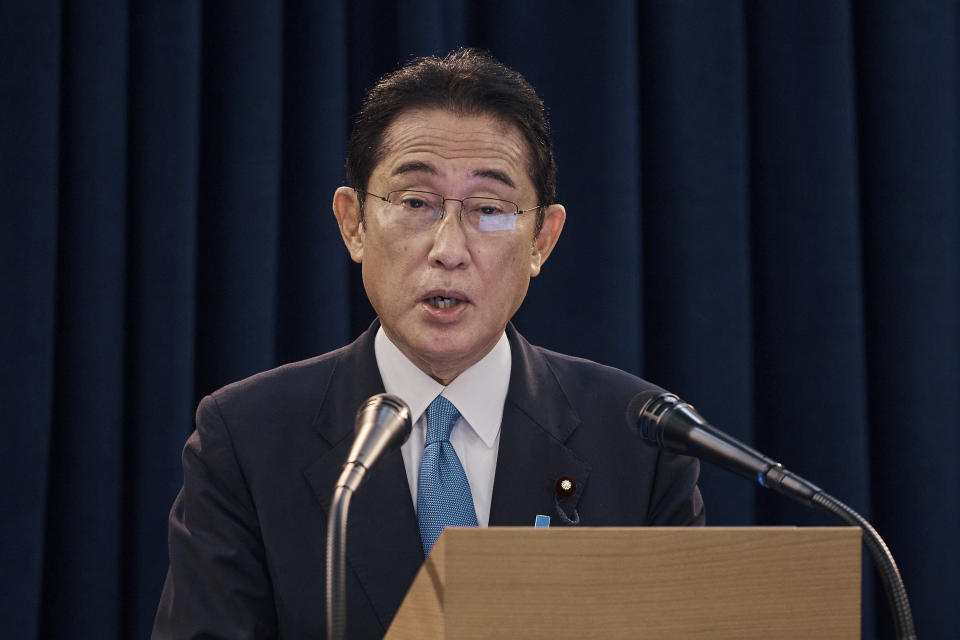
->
[489,325,591,526]
[302,321,424,631]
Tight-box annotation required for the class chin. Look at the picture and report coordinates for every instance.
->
[418,335,473,361]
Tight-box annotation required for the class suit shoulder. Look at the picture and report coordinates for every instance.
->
[531,345,661,401]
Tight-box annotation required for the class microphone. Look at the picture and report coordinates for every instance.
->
[328,393,411,640]
[627,390,822,504]
[626,389,917,639]
[335,393,413,492]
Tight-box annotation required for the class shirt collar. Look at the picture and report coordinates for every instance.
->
[374,326,511,448]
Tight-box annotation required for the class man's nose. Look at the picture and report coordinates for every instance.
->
[427,200,470,269]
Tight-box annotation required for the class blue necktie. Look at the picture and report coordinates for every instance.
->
[417,395,478,555]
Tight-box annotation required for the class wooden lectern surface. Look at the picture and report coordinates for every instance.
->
[386,527,861,639]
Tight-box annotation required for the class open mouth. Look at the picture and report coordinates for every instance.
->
[426,296,463,309]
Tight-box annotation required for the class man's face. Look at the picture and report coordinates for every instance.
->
[333,108,565,384]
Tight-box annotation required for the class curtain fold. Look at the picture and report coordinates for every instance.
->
[39,2,129,638]
[638,0,756,528]
[0,3,61,638]
[123,1,202,633]
[747,0,871,525]
[855,2,960,632]
[1,1,956,637]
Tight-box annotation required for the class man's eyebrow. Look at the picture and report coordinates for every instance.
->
[391,161,436,177]
[390,163,516,189]
[473,169,516,189]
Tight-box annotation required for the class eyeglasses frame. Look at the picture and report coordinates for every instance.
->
[354,188,544,229]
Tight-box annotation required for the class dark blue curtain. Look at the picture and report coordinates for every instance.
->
[2,1,957,638]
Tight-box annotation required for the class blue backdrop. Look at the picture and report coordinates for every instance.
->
[2,1,957,638]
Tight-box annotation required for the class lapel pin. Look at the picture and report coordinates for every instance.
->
[554,475,577,498]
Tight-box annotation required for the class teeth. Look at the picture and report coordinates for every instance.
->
[429,296,459,309]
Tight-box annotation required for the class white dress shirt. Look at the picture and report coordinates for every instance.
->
[374,326,510,527]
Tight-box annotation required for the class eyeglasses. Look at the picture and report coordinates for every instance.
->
[356,189,542,234]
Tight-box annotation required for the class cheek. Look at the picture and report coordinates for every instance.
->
[372,235,410,268]
[496,246,534,293]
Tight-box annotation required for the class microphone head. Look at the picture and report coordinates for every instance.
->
[348,393,412,472]
[626,390,680,447]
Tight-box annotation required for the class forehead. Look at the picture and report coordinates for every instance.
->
[373,108,534,191]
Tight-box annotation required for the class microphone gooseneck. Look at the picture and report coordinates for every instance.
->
[627,390,916,640]
[327,394,412,640]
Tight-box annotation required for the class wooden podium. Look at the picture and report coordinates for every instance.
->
[385,527,861,639]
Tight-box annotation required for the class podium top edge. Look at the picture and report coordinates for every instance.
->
[442,526,861,535]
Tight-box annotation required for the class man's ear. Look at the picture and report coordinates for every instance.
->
[332,186,365,263]
[530,204,566,277]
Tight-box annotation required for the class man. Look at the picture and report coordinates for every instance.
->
[153,48,703,639]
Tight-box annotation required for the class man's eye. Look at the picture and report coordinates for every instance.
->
[470,202,505,215]
[401,198,427,209]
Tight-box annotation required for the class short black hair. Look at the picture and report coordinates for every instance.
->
[346,48,556,235]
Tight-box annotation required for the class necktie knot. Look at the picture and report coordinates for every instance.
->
[425,395,460,445]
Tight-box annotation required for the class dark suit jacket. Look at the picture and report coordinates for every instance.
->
[153,321,704,639]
